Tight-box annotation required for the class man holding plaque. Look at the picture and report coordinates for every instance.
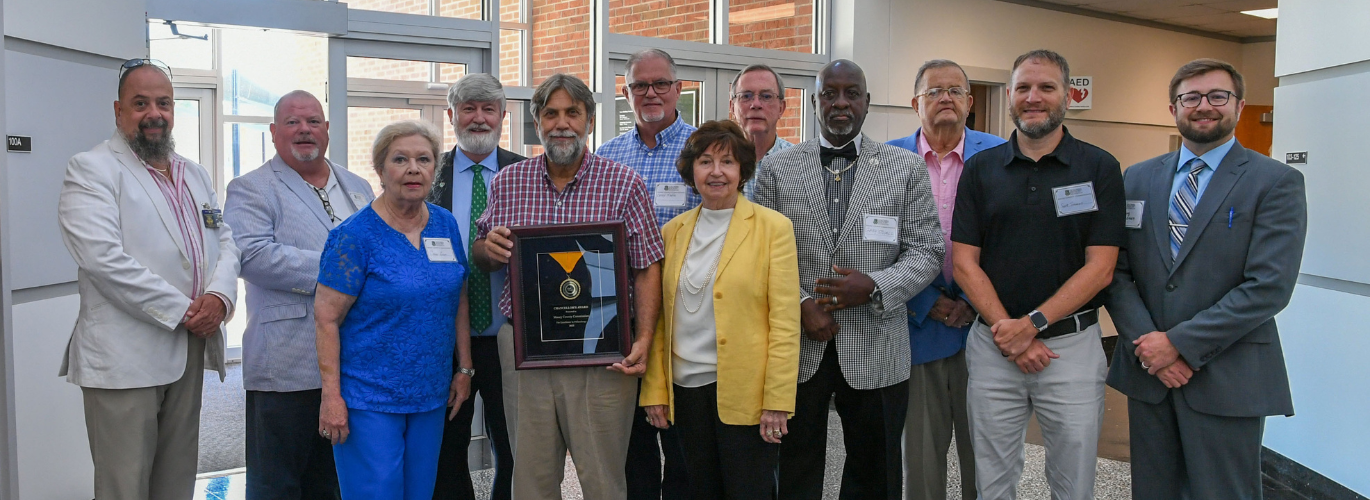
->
[597,47,692,500]
[472,73,665,500]
[753,59,944,499]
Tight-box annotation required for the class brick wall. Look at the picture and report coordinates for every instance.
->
[609,0,710,42]
[730,0,814,53]
[532,0,592,82]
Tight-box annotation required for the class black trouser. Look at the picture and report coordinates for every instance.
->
[779,341,910,500]
[672,383,778,500]
[627,380,690,500]
[434,336,514,500]
[245,389,340,500]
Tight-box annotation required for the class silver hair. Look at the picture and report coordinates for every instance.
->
[913,59,970,93]
[730,64,786,95]
[625,49,677,81]
[371,120,442,176]
[530,73,597,123]
[446,73,507,113]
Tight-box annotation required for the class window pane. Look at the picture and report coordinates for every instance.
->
[778,87,805,144]
[437,0,484,19]
[729,0,814,53]
[219,29,328,117]
[348,107,424,194]
[348,57,430,82]
[172,100,202,165]
[502,0,523,22]
[609,0,710,42]
[148,21,213,70]
[500,29,524,87]
[439,63,468,83]
[223,122,272,180]
[345,0,428,16]
[531,0,590,83]
[614,75,705,136]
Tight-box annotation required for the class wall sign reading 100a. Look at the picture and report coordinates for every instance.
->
[7,135,31,153]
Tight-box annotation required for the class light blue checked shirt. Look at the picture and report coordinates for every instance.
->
[597,115,698,228]
[1172,137,1236,204]
[743,136,795,199]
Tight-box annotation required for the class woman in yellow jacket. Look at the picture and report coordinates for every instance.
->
[640,120,801,499]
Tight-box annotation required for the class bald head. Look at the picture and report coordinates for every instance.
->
[271,90,330,169]
[114,65,176,164]
[813,59,870,145]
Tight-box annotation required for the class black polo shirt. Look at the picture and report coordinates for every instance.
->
[951,127,1125,319]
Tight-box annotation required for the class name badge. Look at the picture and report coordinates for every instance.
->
[424,238,458,262]
[201,204,224,229]
[1052,181,1099,217]
[1125,200,1145,229]
[862,214,899,244]
[654,182,689,208]
[349,192,368,209]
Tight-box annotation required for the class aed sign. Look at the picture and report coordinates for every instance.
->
[1068,76,1092,110]
[7,135,32,153]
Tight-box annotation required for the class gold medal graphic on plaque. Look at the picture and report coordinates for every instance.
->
[549,251,585,301]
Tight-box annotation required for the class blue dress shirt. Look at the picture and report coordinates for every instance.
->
[1172,137,1236,204]
[318,205,468,413]
[597,115,698,228]
[449,149,508,337]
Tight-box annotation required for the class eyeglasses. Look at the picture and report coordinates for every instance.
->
[119,58,173,81]
[627,80,678,95]
[1175,90,1235,108]
[917,87,969,100]
[732,91,781,104]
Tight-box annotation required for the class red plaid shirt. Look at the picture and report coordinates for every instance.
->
[476,150,665,318]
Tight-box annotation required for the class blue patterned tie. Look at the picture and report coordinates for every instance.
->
[1168,158,1206,259]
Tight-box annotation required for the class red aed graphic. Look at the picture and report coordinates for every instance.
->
[1070,86,1090,104]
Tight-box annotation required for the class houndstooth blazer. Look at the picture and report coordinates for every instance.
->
[753,134,944,390]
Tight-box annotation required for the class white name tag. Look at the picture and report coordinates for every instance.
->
[653,182,689,208]
[350,192,368,209]
[862,214,899,244]
[1052,181,1099,217]
[424,238,458,262]
[1125,200,1145,229]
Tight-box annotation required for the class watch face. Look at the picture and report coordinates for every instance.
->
[1030,312,1049,329]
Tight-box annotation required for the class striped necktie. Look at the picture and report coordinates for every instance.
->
[1167,158,1207,259]
[468,166,492,334]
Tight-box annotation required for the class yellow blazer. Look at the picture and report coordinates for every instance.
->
[640,197,801,426]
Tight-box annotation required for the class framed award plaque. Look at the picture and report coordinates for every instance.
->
[507,221,633,369]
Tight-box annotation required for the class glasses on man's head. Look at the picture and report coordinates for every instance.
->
[1175,90,1234,108]
[119,58,173,81]
[627,80,678,95]
[917,87,969,100]
[732,91,781,104]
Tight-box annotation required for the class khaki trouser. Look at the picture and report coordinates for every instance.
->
[498,323,519,453]
[904,349,976,500]
[82,333,206,500]
[505,322,637,500]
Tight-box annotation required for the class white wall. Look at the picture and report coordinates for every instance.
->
[837,0,1274,169]
[2,1,145,497]
[1263,0,1370,494]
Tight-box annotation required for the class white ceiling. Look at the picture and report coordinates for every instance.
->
[1026,0,1277,40]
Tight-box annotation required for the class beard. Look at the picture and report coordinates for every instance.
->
[637,107,667,123]
[458,123,499,156]
[821,110,856,137]
[1011,100,1067,139]
[1177,112,1236,144]
[541,129,586,166]
[124,117,175,163]
[290,135,321,162]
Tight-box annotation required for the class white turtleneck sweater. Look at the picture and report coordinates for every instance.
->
[672,207,733,388]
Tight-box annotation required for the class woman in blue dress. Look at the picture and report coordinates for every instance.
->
[315,120,473,499]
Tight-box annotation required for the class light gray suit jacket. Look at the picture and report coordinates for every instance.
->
[754,135,944,390]
[223,155,375,392]
[1106,143,1306,417]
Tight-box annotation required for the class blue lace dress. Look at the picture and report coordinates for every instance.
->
[318,203,467,414]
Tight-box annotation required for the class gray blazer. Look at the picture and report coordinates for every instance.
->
[1106,143,1306,417]
[754,135,944,390]
[223,156,376,392]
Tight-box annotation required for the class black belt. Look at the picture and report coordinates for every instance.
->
[977,309,1099,340]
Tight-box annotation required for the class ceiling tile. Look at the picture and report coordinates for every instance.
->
[1120,5,1226,20]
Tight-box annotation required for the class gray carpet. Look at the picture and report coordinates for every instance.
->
[199,362,246,474]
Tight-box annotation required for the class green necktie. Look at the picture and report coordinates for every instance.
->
[468,165,493,333]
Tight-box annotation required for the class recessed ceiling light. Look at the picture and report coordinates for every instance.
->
[1241,8,1278,19]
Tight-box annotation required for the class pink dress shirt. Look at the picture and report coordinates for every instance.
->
[917,131,966,282]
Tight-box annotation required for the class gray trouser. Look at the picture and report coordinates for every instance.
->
[82,334,206,500]
[904,349,976,500]
[966,322,1106,500]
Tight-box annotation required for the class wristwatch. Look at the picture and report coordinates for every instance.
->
[1028,310,1050,332]
[458,367,476,377]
